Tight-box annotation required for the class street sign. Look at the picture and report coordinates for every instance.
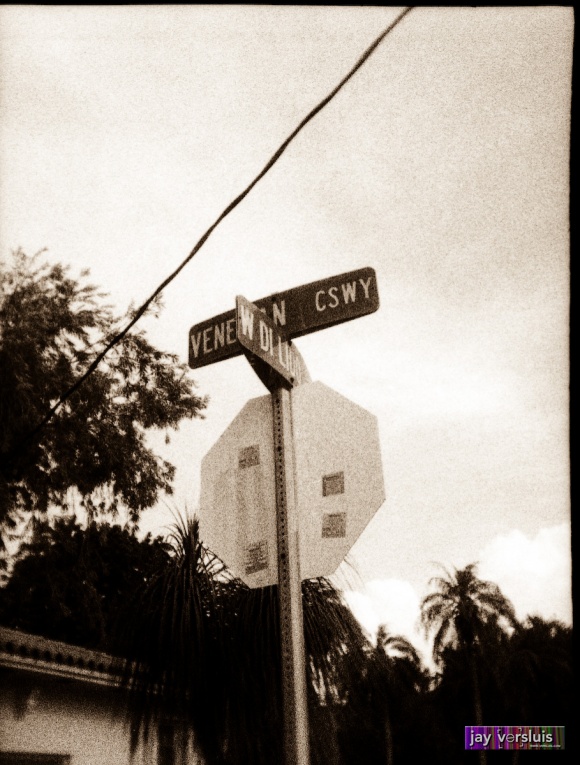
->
[194,271,382,765]
[189,266,379,368]
[198,382,385,587]
[236,295,309,391]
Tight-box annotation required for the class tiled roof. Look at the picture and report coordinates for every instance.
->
[0,626,124,687]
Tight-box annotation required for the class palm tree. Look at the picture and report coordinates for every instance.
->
[116,515,371,764]
[498,616,572,764]
[420,564,516,765]
[335,625,431,765]
[372,627,428,765]
[116,514,232,764]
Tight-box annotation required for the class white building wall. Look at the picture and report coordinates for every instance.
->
[0,670,156,765]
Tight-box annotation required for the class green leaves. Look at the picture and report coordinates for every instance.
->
[118,516,372,765]
[0,249,207,538]
[0,515,171,650]
[420,563,517,660]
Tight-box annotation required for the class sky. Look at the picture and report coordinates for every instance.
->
[0,6,572,652]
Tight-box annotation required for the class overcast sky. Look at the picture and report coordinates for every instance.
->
[0,6,572,649]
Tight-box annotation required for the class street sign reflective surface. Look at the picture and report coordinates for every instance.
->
[236,295,309,390]
[189,267,379,368]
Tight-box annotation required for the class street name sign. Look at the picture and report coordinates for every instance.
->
[236,295,310,391]
[199,382,385,588]
[189,266,379,368]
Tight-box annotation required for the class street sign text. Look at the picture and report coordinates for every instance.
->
[189,267,379,368]
[236,295,308,388]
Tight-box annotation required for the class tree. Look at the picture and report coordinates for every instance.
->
[421,564,516,662]
[499,615,572,755]
[367,628,428,765]
[0,249,207,541]
[0,514,171,650]
[117,516,371,765]
[420,564,517,765]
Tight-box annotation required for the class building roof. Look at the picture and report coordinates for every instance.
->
[0,626,124,687]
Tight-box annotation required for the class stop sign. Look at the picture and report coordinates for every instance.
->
[198,382,385,587]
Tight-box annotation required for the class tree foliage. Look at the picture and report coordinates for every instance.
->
[342,626,430,765]
[0,249,207,536]
[420,563,517,660]
[0,514,171,650]
[421,564,519,765]
[118,543,572,765]
[117,516,371,765]
[0,518,572,765]
[497,615,573,727]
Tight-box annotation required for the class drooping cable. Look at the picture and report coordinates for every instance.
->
[6,6,413,460]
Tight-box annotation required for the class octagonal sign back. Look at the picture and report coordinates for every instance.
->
[199,382,385,587]
[292,382,385,581]
[199,396,277,589]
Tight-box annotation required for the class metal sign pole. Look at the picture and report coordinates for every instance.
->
[197,279,382,762]
[272,385,310,765]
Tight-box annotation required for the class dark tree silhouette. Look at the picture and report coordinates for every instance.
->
[500,616,572,748]
[0,249,207,546]
[0,514,170,650]
[117,516,371,765]
[367,626,429,765]
[420,564,517,765]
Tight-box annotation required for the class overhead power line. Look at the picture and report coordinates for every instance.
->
[8,6,414,460]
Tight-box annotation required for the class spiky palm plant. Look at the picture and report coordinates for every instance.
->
[116,515,370,765]
[115,515,233,763]
[359,626,429,765]
[420,563,516,765]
